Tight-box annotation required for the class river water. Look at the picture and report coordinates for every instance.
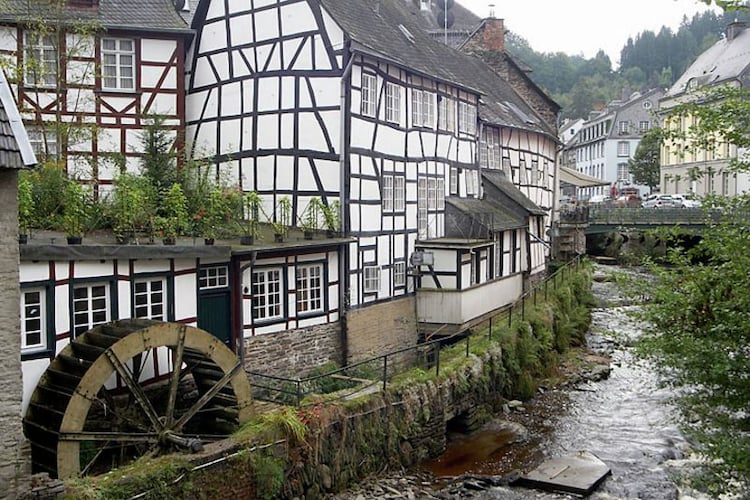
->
[422,263,697,499]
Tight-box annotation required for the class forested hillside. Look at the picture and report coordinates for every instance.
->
[506,10,750,120]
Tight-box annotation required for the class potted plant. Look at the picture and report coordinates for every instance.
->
[321,200,340,238]
[155,183,189,245]
[238,190,262,245]
[18,171,33,244]
[197,186,231,244]
[299,197,322,240]
[271,196,292,242]
[62,180,89,244]
[109,173,156,244]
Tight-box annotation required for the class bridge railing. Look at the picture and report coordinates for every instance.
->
[561,206,726,228]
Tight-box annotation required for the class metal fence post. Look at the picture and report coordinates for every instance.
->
[296,379,301,407]
[382,356,388,391]
[508,306,512,327]
[488,316,492,340]
[435,343,440,375]
[522,295,525,319]
[466,335,470,357]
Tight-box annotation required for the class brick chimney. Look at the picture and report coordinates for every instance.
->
[482,18,504,51]
[726,20,748,41]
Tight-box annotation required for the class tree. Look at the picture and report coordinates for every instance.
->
[628,82,750,497]
[628,127,662,191]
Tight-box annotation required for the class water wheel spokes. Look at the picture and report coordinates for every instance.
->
[23,319,253,479]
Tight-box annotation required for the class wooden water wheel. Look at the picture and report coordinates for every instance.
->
[23,319,253,479]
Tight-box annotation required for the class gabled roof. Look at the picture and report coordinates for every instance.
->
[0,70,35,169]
[0,0,191,34]
[666,23,750,98]
[319,0,556,138]
[482,170,546,215]
[319,0,482,94]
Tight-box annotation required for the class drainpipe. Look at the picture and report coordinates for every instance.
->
[339,45,354,365]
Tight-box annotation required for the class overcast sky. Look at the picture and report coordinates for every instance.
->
[460,0,722,66]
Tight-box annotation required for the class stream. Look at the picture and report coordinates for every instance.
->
[421,263,695,499]
[328,264,703,499]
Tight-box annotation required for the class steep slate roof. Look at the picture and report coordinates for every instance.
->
[482,170,546,215]
[665,23,750,98]
[0,0,191,33]
[319,0,556,138]
[0,70,35,169]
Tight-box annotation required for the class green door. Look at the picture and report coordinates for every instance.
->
[198,290,232,346]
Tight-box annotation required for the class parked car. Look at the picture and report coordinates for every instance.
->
[588,194,612,205]
[672,193,701,208]
[642,194,677,208]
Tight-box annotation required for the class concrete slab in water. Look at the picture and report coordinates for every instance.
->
[514,450,611,496]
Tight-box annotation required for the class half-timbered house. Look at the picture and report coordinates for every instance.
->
[0,0,192,195]
[186,0,559,358]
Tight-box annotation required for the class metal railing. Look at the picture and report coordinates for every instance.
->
[248,255,584,407]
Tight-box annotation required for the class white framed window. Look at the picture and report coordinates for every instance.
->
[450,167,458,195]
[394,176,405,211]
[458,101,476,134]
[361,73,377,117]
[617,141,630,157]
[412,90,435,128]
[363,266,380,293]
[438,96,455,131]
[486,130,499,169]
[618,120,629,135]
[466,169,478,196]
[102,38,135,91]
[296,264,323,314]
[199,266,228,290]
[417,177,428,239]
[437,178,445,209]
[428,177,437,209]
[385,82,401,123]
[21,289,46,352]
[73,283,110,337]
[133,277,166,320]
[24,33,57,87]
[617,162,630,181]
[639,120,650,133]
[27,128,58,161]
[394,261,406,287]
[252,268,283,320]
[382,175,394,212]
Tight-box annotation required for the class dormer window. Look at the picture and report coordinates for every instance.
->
[687,78,698,91]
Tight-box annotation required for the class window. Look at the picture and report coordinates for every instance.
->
[361,73,377,117]
[21,289,46,352]
[617,141,630,157]
[394,176,405,211]
[417,178,427,239]
[251,268,282,320]
[643,100,653,109]
[427,178,436,209]
[639,120,650,133]
[102,38,135,91]
[382,175,393,212]
[199,266,228,289]
[450,167,458,195]
[437,178,445,209]
[296,264,323,314]
[466,169,478,196]
[364,266,380,293]
[394,261,406,287]
[382,174,405,212]
[438,96,455,131]
[458,101,476,134]
[502,157,511,179]
[412,89,435,128]
[618,120,629,135]
[73,283,110,337]
[385,82,400,123]
[133,278,166,320]
[25,33,57,87]
[27,128,58,161]
[617,163,630,182]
